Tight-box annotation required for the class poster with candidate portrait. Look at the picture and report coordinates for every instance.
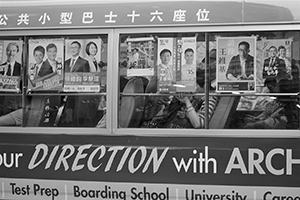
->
[0,40,23,92]
[177,37,197,92]
[125,37,155,77]
[256,38,293,87]
[236,38,293,111]
[27,38,64,91]
[216,36,256,93]
[157,38,176,93]
[63,39,101,92]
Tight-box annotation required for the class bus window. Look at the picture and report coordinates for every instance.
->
[210,30,300,129]
[117,31,300,130]
[0,34,108,128]
[118,32,219,129]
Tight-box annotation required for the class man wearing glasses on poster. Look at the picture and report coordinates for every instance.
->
[225,41,254,81]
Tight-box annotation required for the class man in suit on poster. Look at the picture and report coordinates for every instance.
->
[262,46,286,82]
[226,41,254,81]
[31,45,53,80]
[40,43,58,75]
[0,42,22,76]
[64,41,89,72]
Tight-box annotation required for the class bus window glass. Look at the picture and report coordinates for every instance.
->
[210,30,300,129]
[118,32,221,129]
[0,34,108,128]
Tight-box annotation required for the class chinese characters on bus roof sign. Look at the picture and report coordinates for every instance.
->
[0,2,242,29]
[0,1,295,29]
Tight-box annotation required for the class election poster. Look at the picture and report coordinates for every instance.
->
[157,37,176,92]
[125,37,155,77]
[256,38,293,86]
[216,37,256,92]
[64,39,101,92]
[27,38,64,91]
[0,40,23,92]
[236,38,293,111]
[157,37,197,93]
[177,37,197,92]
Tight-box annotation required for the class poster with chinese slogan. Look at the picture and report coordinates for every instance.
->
[157,38,176,92]
[157,37,197,93]
[236,38,293,111]
[27,38,64,91]
[63,39,101,92]
[216,36,256,93]
[176,37,197,92]
[256,38,293,86]
[0,40,23,92]
[125,37,155,77]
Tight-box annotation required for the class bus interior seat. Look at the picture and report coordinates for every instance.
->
[119,77,145,128]
[210,96,241,129]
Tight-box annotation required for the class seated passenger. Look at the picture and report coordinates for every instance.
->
[243,79,295,129]
[141,77,218,129]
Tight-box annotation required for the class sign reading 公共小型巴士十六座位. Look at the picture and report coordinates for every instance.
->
[0,1,296,29]
[0,135,299,200]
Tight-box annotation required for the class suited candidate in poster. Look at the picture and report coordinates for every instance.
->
[64,41,89,72]
[0,42,22,76]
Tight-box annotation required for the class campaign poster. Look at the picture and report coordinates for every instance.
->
[157,38,176,92]
[64,39,101,92]
[177,37,197,92]
[216,37,256,92]
[27,38,64,91]
[236,38,293,111]
[125,37,155,77]
[0,40,23,92]
[256,38,293,86]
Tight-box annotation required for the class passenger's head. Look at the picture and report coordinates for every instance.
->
[238,41,250,59]
[268,46,277,58]
[6,42,19,62]
[159,49,172,65]
[46,43,57,61]
[70,41,81,57]
[184,48,194,64]
[86,41,98,56]
[33,45,45,64]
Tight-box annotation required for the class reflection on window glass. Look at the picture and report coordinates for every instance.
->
[119,31,300,130]
[211,31,299,129]
[0,35,108,128]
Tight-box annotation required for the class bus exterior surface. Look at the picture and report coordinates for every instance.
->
[0,0,299,200]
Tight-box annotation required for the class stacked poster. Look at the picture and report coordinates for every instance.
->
[0,40,23,92]
[27,38,64,91]
[157,37,196,93]
[257,38,293,86]
[63,39,101,92]
[216,36,256,92]
[125,37,155,77]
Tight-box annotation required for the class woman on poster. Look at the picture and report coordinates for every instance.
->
[85,41,101,72]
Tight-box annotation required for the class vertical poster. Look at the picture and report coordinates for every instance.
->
[177,37,197,92]
[157,37,197,93]
[157,38,176,92]
[0,40,23,92]
[27,38,64,91]
[125,37,155,77]
[257,38,293,86]
[64,39,101,92]
[216,36,256,92]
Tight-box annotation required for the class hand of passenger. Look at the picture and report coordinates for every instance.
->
[157,96,171,106]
